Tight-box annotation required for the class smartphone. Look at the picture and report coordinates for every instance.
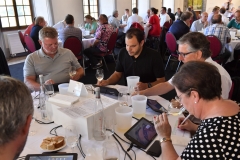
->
[146,140,161,157]
[147,99,167,113]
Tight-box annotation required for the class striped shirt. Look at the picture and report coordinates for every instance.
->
[204,24,230,53]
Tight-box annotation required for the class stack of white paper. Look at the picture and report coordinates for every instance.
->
[48,94,79,106]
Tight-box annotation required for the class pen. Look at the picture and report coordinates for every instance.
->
[180,114,191,125]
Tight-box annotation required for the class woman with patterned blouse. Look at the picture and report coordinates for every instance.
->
[154,61,240,160]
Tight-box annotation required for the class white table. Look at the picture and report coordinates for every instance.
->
[225,39,240,63]
[20,86,190,160]
[58,38,95,50]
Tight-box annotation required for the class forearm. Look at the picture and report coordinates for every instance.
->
[106,72,122,85]
[151,77,165,86]
[161,141,179,160]
[141,81,174,96]
[25,78,40,91]
[76,67,84,79]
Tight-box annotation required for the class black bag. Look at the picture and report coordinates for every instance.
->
[224,60,240,77]
[231,77,240,103]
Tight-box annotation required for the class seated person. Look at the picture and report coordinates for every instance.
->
[84,15,98,34]
[59,14,82,43]
[159,7,170,27]
[220,7,229,26]
[126,8,144,32]
[147,7,161,37]
[24,27,84,91]
[108,10,126,30]
[30,16,46,50]
[154,61,240,160]
[0,76,33,160]
[122,9,130,22]
[190,12,208,32]
[169,11,192,40]
[53,20,66,33]
[98,28,166,91]
[136,32,232,99]
[24,17,36,36]
[227,10,240,29]
[83,14,114,69]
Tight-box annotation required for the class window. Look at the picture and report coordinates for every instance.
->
[83,0,99,20]
[0,0,33,30]
[188,0,202,10]
[132,0,137,8]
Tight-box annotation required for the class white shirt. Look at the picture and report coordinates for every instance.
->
[53,20,66,33]
[190,19,205,32]
[125,14,144,33]
[159,13,170,27]
[168,57,232,99]
[143,15,150,23]
[220,13,230,26]
[222,2,234,17]
[108,16,120,29]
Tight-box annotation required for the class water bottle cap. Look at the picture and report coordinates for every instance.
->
[39,74,43,77]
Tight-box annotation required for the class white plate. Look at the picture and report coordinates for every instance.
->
[40,140,67,152]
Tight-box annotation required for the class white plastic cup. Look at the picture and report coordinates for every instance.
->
[131,95,147,119]
[126,76,140,93]
[237,30,240,36]
[230,31,236,39]
[58,83,69,95]
[115,106,133,132]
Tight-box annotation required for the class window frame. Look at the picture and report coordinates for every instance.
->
[82,0,99,20]
[0,0,34,31]
[132,0,137,9]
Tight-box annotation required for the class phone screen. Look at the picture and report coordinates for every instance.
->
[147,99,162,110]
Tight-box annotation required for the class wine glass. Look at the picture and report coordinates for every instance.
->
[167,99,185,116]
[102,140,120,160]
[69,66,77,78]
[118,92,129,107]
[44,84,54,97]
[96,68,104,82]
[65,125,78,153]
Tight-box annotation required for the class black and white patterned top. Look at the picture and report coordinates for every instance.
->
[181,112,240,160]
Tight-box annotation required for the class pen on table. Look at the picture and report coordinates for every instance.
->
[180,114,191,126]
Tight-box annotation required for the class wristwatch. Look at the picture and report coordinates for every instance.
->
[160,137,172,143]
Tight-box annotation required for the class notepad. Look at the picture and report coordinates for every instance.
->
[48,94,79,106]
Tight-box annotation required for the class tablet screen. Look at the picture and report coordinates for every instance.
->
[124,118,157,149]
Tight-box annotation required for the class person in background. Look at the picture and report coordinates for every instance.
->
[146,7,161,37]
[222,0,234,18]
[0,76,34,160]
[188,6,197,21]
[30,16,46,50]
[24,17,36,36]
[207,6,220,25]
[126,8,144,31]
[167,8,175,22]
[97,28,165,90]
[122,9,130,22]
[53,20,66,33]
[190,12,208,32]
[227,10,240,29]
[204,14,231,65]
[58,14,82,43]
[159,7,170,27]
[169,11,192,40]
[143,9,150,24]
[154,61,239,160]
[84,15,98,34]
[108,10,126,29]
[135,32,232,100]
[220,7,230,26]
[83,14,114,69]
[175,8,183,20]
[24,27,84,91]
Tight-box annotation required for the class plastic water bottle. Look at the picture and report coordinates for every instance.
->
[93,87,106,141]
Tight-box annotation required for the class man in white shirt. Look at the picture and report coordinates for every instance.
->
[222,0,234,18]
[190,12,208,32]
[108,10,126,29]
[135,32,232,99]
[122,9,130,23]
[143,9,150,24]
[53,20,66,33]
[125,7,143,32]
[220,7,230,26]
[159,7,170,27]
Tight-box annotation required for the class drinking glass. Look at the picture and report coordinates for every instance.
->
[118,88,129,107]
[69,66,77,78]
[102,140,120,160]
[44,84,54,97]
[96,68,104,82]
[104,117,115,139]
[65,125,78,153]
[167,99,185,116]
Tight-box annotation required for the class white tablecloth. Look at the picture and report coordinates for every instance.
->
[225,39,240,63]
[20,85,190,160]
[58,38,95,50]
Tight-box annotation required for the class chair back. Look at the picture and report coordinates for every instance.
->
[130,22,144,31]
[24,35,36,53]
[63,36,83,59]
[165,31,177,53]
[18,30,25,46]
[163,21,171,30]
[106,32,118,54]
[206,35,222,58]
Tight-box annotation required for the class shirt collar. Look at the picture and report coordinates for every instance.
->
[235,19,240,25]
[205,57,213,63]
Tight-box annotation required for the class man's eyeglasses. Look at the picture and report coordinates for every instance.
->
[176,50,196,58]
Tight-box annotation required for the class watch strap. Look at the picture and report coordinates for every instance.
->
[160,137,172,143]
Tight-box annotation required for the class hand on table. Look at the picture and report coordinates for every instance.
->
[178,117,198,132]
[153,113,171,139]
[136,82,148,91]
[44,79,55,85]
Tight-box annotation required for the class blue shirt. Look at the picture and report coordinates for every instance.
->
[169,20,190,40]
[30,25,43,50]
[227,19,240,29]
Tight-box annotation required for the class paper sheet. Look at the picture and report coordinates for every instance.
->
[171,119,190,137]
[171,135,191,146]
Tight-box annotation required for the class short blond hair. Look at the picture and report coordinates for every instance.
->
[35,16,45,25]
[39,27,58,41]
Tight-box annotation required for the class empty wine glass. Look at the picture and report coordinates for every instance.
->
[118,89,129,107]
[96,68,104,82]
[65,125,78,153]
[102,140,120,160]
[69,66,77,78]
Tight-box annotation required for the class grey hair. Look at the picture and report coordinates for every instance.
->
[0,76,33,146]
[39,27,58,41]
[112,10,118,17]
